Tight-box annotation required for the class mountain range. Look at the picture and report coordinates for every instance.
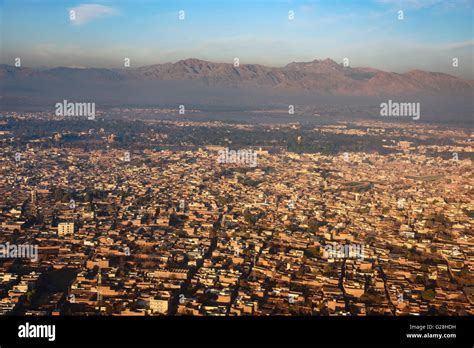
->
[1,58,473,97]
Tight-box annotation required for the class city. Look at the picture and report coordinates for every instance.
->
[1,0,473,344]
[0,111,472,316]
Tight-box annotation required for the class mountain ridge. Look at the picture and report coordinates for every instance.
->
[1,58,473,97]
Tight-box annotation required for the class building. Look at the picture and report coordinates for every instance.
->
[58,222,74,235]
[150,299,169,314]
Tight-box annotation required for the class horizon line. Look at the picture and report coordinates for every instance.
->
[1,57,469,80]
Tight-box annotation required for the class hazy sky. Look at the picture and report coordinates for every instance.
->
[1,0,473,78]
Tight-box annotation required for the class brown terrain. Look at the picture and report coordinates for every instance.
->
[1,58,473,97]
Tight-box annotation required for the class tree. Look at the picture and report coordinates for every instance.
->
[421,289,436,301]
[307,218,322,233]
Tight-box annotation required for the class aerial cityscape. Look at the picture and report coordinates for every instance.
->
[0,0,472,332]
[0,110,472,316]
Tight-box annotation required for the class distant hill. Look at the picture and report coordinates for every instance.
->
[1,59,472,124]
[1,58,473,97]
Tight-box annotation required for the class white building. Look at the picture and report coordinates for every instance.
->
[150,299,169,314]
[58,222,74,235]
